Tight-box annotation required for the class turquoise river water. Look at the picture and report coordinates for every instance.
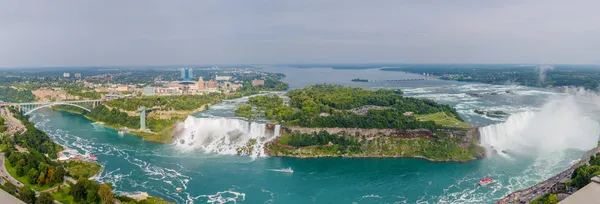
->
[27,67,600,203]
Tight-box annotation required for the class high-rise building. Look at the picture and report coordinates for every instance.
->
[74,73,82,78]
[180,68,194,80]
[63,73,70,78]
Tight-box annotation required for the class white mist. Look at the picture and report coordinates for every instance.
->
[174,117,280,158]
[480,91,600,157]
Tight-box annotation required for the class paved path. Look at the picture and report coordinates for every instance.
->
[0,153,24,188]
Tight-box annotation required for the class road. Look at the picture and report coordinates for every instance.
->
[495,163,579,203]
[0,107,26,135]
[0,153,24,188]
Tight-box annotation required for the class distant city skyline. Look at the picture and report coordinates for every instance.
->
[2,0,600,67]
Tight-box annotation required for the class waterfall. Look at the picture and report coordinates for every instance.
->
[479,95,600,157]
[174,116,280,158]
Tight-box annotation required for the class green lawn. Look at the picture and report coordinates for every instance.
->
[51,187,75,204]
[64,160,102,179]
[4,160,61,191]
[415,112,472,128]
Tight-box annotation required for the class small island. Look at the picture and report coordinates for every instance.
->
[351,78,369,82]
[236,84,485,162]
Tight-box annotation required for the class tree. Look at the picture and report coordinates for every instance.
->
[37,172,46,185]
[36,192,54,204]
[70,182,87,202]
[46,168,55,185]
[19,187,36,204]
[53,167,65,184]
[98,183,115,204]
[16,163,26,177]
[27,169,39,185]
[548,194,558,204]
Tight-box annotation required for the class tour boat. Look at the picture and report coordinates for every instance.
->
[478,178,494,186]
[89,154,98,161]
[118,130,125,136]
[280,167,293,173]
[176,188,183,192]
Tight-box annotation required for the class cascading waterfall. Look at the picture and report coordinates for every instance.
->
[480,94,600,157]
[174,116,280,158]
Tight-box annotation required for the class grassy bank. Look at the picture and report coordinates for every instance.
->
[267,134,485,162]
[63,161,102,179]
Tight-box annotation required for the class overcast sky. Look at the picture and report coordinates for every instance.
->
[1,0,599,66]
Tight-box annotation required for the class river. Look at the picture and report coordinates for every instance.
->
[28,66,600,203]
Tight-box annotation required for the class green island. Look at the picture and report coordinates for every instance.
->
[0,108,172,204]
[236,84,485,162]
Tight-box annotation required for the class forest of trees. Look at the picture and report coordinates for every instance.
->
[68,178,115,203]
[86,105,174,133]
[9,108,62,158]
[239,84,461,131]
[0,87,36,102]
[105,93,223,111]
[86,105,141,128]
[6,150,66,187]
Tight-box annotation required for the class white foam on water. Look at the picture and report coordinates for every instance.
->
[174,116,280,158]
[188,190,246,204]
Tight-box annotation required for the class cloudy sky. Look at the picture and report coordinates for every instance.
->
[1,0,599,66]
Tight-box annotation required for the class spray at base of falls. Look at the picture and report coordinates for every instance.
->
[174,116,280,158]
[480,93,600,157]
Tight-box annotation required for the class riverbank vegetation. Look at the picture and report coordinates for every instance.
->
[84,105,176,143]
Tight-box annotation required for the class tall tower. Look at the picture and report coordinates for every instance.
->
[198,77,205,89]
[180,68,186,80]
[140,106,146,130]
[188,68,193,80]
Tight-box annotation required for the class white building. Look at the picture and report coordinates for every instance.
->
[63,73,70,78]
[216,75,232,81]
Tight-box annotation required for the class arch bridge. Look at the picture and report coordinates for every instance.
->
[6,100,103,115]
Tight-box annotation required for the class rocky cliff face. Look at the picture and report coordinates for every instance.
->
[262,125,485,161]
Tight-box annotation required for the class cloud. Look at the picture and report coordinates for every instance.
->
[1,0,599,66]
